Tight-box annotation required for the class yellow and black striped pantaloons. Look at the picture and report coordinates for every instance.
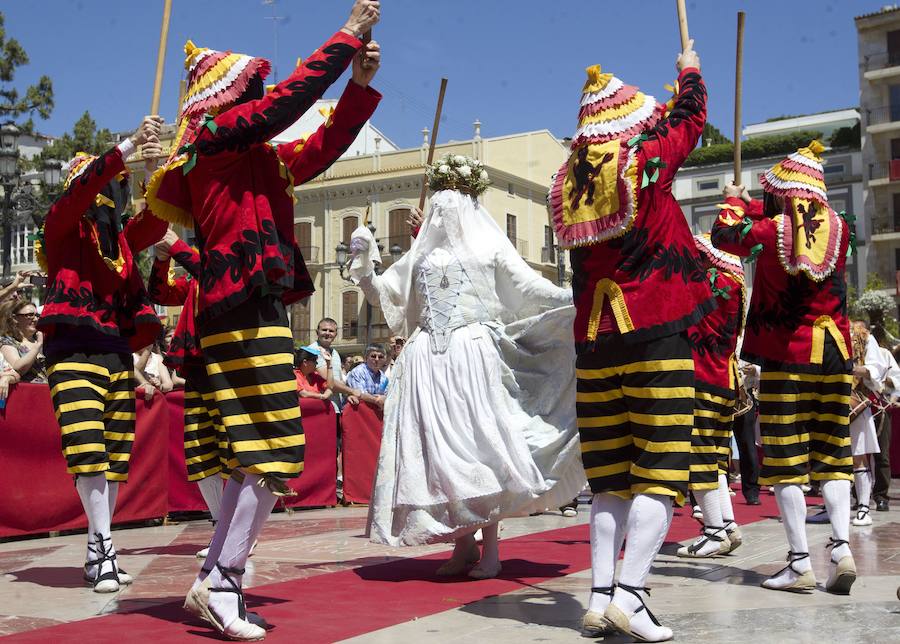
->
[182,365,229,482]
[758,339,852,485]
[48,352,136,481]
[689,381,735,491]
[577,332,694,505]
[199,294,304,478]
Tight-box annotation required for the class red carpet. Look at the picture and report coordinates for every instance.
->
[4,491,779,643]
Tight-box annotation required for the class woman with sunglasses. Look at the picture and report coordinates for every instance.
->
[0,300,47,384]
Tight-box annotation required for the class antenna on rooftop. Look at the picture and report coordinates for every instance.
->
[263,0,288,82]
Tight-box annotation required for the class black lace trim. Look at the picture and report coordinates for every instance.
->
[688,309,739,358]
[612,227,707,285]
[645,71,706,143]
[173,249,201,279]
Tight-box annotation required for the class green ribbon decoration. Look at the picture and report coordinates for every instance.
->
[178,114,218,175]
[838,210,857,258]
[747,243,763,263]
[707,268,732,300]
[627,133,649,148]
[739,216,753,240]
[641,157,667,189]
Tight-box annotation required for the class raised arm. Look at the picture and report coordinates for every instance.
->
[44,117,162,250]
[198,2,379,153]
[636,41,706,188]
[711,193,775,258]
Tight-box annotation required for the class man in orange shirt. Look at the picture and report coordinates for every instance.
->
[295,346,333,401]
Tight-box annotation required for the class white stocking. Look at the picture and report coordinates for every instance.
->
[107,481,120,519]
[197,474,224,523]
[610,494,673,642]
[853,468,873,512]
[695,488,724,529]
[821,479,852,560]
[718,474,736,525]
[766,484,812,588]
[588,493,630,612]
[76,475,113,578]
[196,475,241,588]
[206,473,277,630]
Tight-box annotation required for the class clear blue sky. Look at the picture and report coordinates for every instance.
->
[2,1,888,148]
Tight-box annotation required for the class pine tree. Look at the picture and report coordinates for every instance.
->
[0,12,53,125]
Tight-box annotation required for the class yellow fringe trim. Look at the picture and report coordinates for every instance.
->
[145,158,194,228]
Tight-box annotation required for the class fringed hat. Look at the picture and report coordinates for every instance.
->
[166,40,271,162]
[762,141,845,281]
[548,65,666,248]
[62,152,128,198]
[570,65,663,150]
[693,233,743,278]
[147,40,271,228]
[760,139,828,203]
[181,40,271,119]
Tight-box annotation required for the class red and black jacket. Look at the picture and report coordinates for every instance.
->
[151,31,380,325]
[570,68,714,353]
[711,196,851,369]
[688,268,744,393]
[147,239,202,373]
[39,146,166,353]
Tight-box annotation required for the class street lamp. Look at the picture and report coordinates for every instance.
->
[0,123,21,279]
[42,158,62,188]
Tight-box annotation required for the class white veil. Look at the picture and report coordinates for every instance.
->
[350,189,565,334]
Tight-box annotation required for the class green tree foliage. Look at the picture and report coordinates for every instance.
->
[0,12,53,122]
[685,130,824,167]
[829,123,861,149]
[40,111,113,162]
[701,123,731,147]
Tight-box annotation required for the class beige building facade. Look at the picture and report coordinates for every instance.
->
[290,128,567,356]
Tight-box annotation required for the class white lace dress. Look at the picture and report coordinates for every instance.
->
[362,244,585,546]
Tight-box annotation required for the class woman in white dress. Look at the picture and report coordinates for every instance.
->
[349,155,585,579]
[849,320,884,527]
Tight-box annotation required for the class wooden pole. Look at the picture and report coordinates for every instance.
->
[734,11,745,184]
[418,78,449,210]
[150,0,173,115]
[676,0,690,51]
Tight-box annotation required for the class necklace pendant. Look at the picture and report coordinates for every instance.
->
[440,275,449,289]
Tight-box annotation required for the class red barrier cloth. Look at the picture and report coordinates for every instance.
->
[164,389,208,513]
[164,394,337,512]
[341,402,384,504]
[286,399,338,507]
[0,383,169,538]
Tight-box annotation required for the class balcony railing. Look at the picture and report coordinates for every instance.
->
[541,246,556,264]
[868,161,900,181]
[866,105,900,126]
[871,213,900,235]
[298,245,320,264]
[863,51,900,71]
[509,237,528,257]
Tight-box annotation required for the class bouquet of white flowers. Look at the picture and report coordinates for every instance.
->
[426,153,490,196]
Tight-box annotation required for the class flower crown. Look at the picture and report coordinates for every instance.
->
[426,154,490,196]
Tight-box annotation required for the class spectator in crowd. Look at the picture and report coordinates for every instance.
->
[309,317,354,409]
[383,335,405,379]
[0,272,26,303]
[346,343,388,408]
[133,335,174,402]
[342,354,356,379]
[295,345,333,400]
[0,351,20,405]
[0,299,48,384]
[162,325,187,389]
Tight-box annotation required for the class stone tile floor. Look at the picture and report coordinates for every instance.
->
[1,491,898,643]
